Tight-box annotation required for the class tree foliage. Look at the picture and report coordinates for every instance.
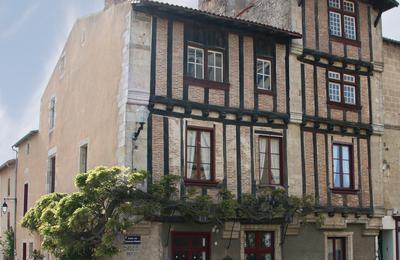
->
[0,228,14,259]
[22,166,313,259]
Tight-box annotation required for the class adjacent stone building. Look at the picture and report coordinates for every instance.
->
[1,0,399,259]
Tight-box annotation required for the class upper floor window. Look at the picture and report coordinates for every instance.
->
[49,96,56,130]
[329,0,357,41]
[187,45,224,83]
[186,127,214,184]
[79,144,88,173]
[256,58,272,91]
[259,136,283,186]
[328,71,358,107]
[23,183,28,215]
[333,143,354,190]
[48,156,56,193]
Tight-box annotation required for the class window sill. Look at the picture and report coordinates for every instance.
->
[330,36,361,47]
[255,88,276,96]
[327,102,362,112]
[184,179,219,187]
[184,76,230,90]
[330,188,359,195]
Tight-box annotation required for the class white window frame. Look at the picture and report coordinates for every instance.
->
[329,11,342,37]
[343,0,355,12]
[256,58,272,91]
[329,82,341,103]
[207,50,224,82]
[344,15,356,40]
[187,46,204,80]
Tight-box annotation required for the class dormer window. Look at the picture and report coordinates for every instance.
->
[329,0,357,42]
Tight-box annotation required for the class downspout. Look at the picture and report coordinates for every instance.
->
[11,145,18,259]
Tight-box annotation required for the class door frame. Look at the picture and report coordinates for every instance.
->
[171,231,211,260]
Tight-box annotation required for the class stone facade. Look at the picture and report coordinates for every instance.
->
[2,0,399,259]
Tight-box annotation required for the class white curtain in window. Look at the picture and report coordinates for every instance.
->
[200,132,211,180]
[270,138,280,184]
[187,131,196,179]
[259,138,267,184]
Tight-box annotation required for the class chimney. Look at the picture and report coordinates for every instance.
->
[105,0,126,9]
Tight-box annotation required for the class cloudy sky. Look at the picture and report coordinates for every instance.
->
[0,0,399,163]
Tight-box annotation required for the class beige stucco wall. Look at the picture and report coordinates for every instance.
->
[14,2,134,259]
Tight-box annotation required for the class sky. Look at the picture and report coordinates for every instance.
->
[0,0,399,163]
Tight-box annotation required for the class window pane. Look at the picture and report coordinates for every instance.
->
[199,163,211,180]
[343,74,355,82]
[215,53,222,67]
[192,251,207,260]
[208,52,215,67]
[344,85,356,104]
[344,15,356,40]
[215,68,223,82]
[260,167,269,185]
[343,174,350,188]
[261,254,272,260]
[196,65,203,79]
[263,61,271,76]
[200,148,211,164]
[270,139,280,153]
[271,169,281,185]
[333,145,340,159]
[328,71,341,80]
[245,253,257,260]
[257,60,263,74]
[342,146,350,160]
[208,67,214,81]
[329,0,340,8]
[245,232,256,247]
[333,159,341,174]
[329,82,341,102]
[263,76,271,90]
[330,12,342,37]
[257,74,264,89]
[271,154,280,169]
[342,160,350,174]
[174,251,189,260]
[335,239,344,260]
[343,1,355,12]
[334,174,341,187]
[187,63,195,77]
[328,239,334,260]
[188,47,195,62]
[196,49,204,64]
[261,232,272,248]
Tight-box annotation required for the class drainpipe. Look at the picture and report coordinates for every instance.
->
[11,145,18,259]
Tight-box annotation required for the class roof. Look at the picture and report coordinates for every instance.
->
[13,130,38,147]
[132,0,302,40]
[371,0,399,12]
[0,159,16,172]
[383,37,400,45]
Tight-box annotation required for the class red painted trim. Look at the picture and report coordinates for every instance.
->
[171,232,211,260]
[185,126,216,185]
[244,231,275,260]
[331,142,355,190]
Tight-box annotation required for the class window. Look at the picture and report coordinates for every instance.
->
[26,143,30,155]
[7,178,10,196]
[207,50,223,82]
[49,97,56,130]
[256,58,272,91]
[48,156,56,193]
[187,45,224,83]
[22,242,27,260]
[79,144,88,173]
[7,212,10,230]
[259,136,282,186]
[187,46,204,79]
[186,127,214,183]
[171,232,210,260]
[23,183,28,215]
[327,71,357,107]
[332,143,353,190]
[328,237,346,260]
[245,231,274,260]
[329,0,357,41]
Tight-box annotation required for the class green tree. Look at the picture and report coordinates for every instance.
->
[0,228,14,260]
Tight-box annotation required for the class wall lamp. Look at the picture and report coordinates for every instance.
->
[132,106,149,141]
[2,198,16,214]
